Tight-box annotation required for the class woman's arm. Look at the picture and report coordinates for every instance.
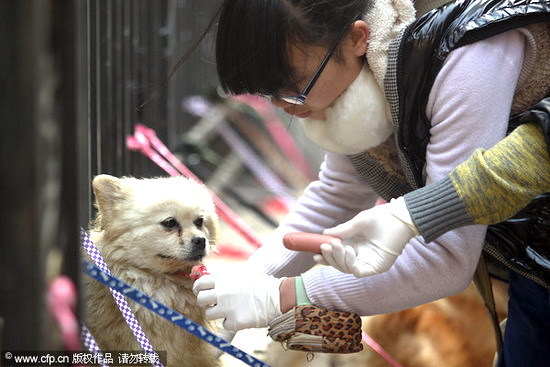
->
[312,113,550,279]
[406,122,550,242]
[247,152,379,277]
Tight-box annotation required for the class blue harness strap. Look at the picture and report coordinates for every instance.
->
[82,260,271,367]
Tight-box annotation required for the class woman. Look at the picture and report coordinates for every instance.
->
[194,1,550,365]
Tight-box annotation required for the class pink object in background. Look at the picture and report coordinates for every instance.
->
[47,275,82,352]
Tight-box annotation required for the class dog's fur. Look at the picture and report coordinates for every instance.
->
[83,175,220,367]
[265,281,508,367]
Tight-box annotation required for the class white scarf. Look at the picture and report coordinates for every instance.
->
[299,65,393,155]
[299,0,416,155]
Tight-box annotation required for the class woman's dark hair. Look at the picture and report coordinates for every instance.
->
[216,0,371,96]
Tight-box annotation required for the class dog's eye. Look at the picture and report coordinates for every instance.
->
[193,216,204,228]
[161,217,179,229]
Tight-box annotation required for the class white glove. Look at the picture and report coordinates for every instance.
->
[193,271,284,331]
[216,327,236,343]
[213,327,236,358]
[314,197,419,277]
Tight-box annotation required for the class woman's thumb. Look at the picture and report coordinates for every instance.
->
[323,221,354,238]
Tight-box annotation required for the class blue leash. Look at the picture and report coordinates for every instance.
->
[83,260,271,367]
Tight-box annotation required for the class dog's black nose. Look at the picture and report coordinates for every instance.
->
[191,237,206,250]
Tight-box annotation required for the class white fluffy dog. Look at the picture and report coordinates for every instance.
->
[83,175,220,367]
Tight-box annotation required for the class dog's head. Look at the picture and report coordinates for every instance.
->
[91,175,218,274]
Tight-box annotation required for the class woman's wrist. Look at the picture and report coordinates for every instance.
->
[279,277,297,313]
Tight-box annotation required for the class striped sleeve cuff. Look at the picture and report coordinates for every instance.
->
[403,177,474,242]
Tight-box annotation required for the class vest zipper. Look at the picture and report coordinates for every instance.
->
[483,242,550,290]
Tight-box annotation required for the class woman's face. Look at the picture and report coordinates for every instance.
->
[271,26,368,120]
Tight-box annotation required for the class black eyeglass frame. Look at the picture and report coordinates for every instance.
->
[271,22,355,106]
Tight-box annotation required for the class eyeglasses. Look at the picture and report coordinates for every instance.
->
[270,25,352,106]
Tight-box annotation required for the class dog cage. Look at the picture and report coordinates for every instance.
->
[0,0,225,350]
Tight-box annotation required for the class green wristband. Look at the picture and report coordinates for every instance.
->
[295,276,312,306]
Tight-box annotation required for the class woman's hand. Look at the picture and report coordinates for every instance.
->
[314,197,419,277]
[193,271,286,331]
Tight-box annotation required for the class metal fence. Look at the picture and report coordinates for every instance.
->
[84,0,221,178]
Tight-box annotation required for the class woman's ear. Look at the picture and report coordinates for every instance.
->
[348,20,370,57]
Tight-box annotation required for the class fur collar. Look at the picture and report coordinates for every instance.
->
[298,0,416,155]
[299,66,393,155]
[364,0,416,89]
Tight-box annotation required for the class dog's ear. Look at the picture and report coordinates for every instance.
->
[205,213,219,245]
[92,175,127,213]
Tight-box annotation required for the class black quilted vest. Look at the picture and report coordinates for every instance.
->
[386,0,550,288]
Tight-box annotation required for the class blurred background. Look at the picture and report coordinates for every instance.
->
[0,0,324,355]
